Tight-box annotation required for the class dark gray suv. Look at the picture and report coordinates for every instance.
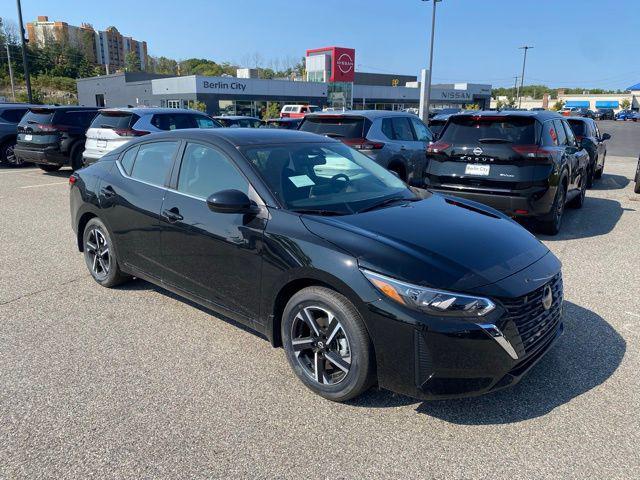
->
[0,103,32,166]
[299,111,433,186]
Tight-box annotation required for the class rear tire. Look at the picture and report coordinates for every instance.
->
[281,286,375,402]
[594,155,604,179]
[634,159,640,194]
[83,218,130,288]
[70,144,85,171]
[586,163,595,188]
[1,140,26,167]
[568,174,587,209]
[538,183,566,235]
[39,164,62,172]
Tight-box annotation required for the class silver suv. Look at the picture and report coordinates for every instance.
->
[298,111,433,186]
[83,108,221,164]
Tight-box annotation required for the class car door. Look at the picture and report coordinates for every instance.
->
[159,141,266,324]
[553,119,577,190]
[591,121,606,166]
[98,140,181,278]
[409,116,434,183]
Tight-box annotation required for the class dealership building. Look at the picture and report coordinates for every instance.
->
[77,46,492,116]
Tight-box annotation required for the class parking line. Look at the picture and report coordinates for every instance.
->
[20,181,68,189]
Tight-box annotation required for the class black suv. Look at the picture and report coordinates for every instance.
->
[14,106,99,171]
[566,117,610,187]
[0,103,32,166]
[594,108,614,120]
[424,111,590,234]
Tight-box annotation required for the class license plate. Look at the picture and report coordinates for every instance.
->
[465,164,490,176]
[24,134,32,141]
[97,140,107,148]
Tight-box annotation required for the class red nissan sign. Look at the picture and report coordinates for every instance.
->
[306,46,355,82]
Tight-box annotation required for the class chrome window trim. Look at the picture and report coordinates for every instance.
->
[115,159,169,191]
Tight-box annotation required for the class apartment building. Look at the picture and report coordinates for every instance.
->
[26,16,148,71]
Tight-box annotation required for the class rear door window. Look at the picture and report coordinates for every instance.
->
[151,114,199,130]
[562,120,577,146]
[409,117,433,142]
[130,141,180,187]
[195,116,218,128]
[440,116,537,144]
[542,121,559,146]
[391,117,415,141]
[553,120,568,145]
[91,112,134,129]
[299,116,369,139]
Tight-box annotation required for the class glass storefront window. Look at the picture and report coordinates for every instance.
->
[327,82,353,110]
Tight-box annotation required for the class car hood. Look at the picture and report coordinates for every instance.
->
[301,192,549,292]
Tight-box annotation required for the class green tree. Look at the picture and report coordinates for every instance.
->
[191,101,207,112]
[551,100,565,111]
[125,52,142,72]
[263,102,281,120]
[620,98,631,110]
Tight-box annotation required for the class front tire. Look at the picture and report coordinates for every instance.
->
[281,287,375,402]
[83,218,130,287]
[568,174,587,209]
[1,140,25,167]
[634,159,640,194]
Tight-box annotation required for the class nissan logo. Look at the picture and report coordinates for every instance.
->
[473,147,483,156]
[542,285,553,310]
[337,53,354,74]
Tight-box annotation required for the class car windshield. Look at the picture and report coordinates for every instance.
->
[242,142,414,214]
[440,115,538,144]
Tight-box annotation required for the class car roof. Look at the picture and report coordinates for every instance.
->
[450,110,563,121]
[266,117,300,122]
[305,110,417,120]
[136,128,337,147]
[212,115,260,120]
[0,103,37,109]
[29,105,99,111]
[99,107,203,115]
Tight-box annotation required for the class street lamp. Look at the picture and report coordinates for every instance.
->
[517,45,533,109]
[15,0,33,103]
[421,0,442,123]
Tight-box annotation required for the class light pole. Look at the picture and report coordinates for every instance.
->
[421,0,442,123]
[16,0,33,103]
[517,45,533,109]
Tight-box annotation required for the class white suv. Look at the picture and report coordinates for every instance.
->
[83,108,220,164]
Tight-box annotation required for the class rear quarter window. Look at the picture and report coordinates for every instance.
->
[567,120,587,137]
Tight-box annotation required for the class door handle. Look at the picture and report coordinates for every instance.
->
[400,145,407,150]
[100,185,116,198]
[162,208,183,223]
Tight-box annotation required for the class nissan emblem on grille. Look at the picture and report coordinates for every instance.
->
[542,285,553,310]
[473,146,483,155]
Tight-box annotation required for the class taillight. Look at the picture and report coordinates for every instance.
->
[113,128,150,137]
[69,174,78,186]
[427,141,451,153]
[512,145,553,161]
[575,135,584,142]
[344,138,385,150]
[38,124,68,132]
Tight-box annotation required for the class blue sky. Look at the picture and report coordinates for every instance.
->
[9,0,640,89]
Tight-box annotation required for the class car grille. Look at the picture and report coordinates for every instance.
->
[499,273,563,357]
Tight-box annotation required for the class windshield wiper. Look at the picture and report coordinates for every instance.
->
[477,138,511,144]
[324,133,345,138]
[357,196,419,214]
[291,208,347,216]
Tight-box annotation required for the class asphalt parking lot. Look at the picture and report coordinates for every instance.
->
[1,121,639,479]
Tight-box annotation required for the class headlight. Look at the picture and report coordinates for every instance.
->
[361,269,495,317]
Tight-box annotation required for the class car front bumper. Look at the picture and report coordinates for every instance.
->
[364,254,564,400]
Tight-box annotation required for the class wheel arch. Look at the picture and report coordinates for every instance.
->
[76,212,98,251]
[266,272,373,349]
[386,157,408,181]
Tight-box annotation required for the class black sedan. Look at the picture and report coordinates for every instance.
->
[70,129,564,401]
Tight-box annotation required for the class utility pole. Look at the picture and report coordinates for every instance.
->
[420,0,442,123]
[5,42,17,102]
[513,75,518,105]
[517,45,533,109]
[16,0,32,103]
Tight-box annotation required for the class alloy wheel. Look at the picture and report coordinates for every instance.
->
[554,187,565,227]
[291,305,352,385]
[4,143,21,166]
[85,228,111,280]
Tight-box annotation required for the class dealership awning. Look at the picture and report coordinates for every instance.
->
[595,100,619,108]
[565,101,590,108]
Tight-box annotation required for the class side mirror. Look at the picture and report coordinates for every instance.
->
[206,189,259,214]
[601,133,611,141]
